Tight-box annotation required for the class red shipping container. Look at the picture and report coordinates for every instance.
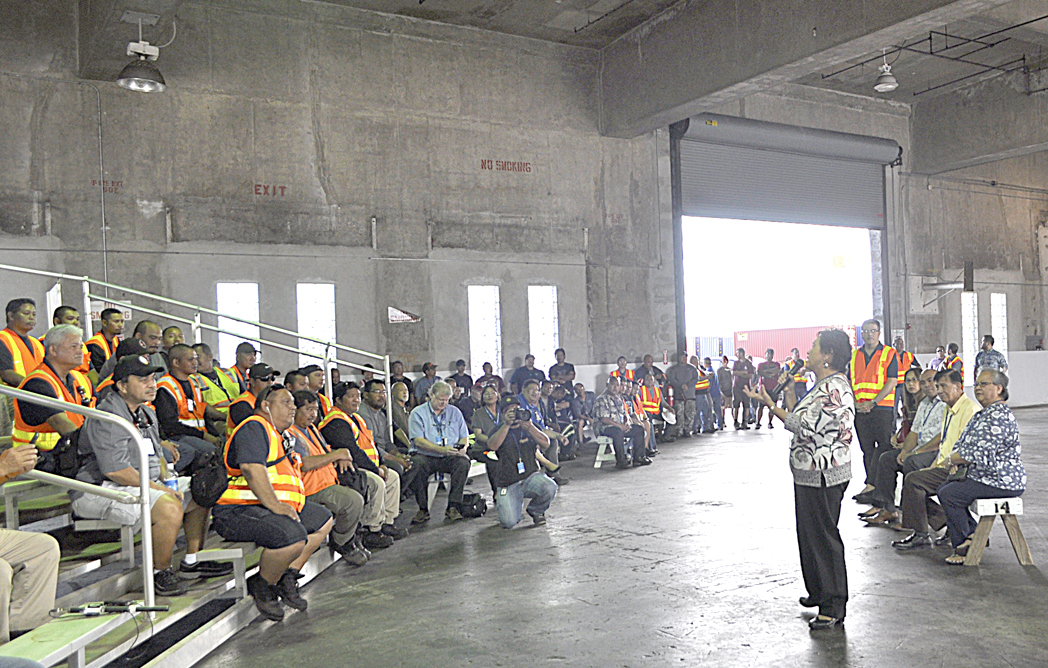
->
[734,325,858,363]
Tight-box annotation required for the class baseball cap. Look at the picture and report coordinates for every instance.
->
[249,363,280,380]
[299,364,322,375]
[115,338,148,358]
[236,342,259,355]
[113,354,163,382]
[455,359,466,367]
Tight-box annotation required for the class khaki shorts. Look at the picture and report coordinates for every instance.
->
[71,477,192,526]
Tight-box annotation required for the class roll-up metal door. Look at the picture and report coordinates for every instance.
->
[678,114,901,229]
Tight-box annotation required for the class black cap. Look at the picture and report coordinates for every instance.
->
[236,342,259,355]
[455,359,466,367]
[499,394,520,409]
[113,354,163,383]
[249,363,280,380]
[299,364,322,375]
[115,338,148,358]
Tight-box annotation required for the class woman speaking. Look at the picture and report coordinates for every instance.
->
[745,329,855,630]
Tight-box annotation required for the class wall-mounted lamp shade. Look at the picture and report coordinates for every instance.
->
[874,63,898,93]
[116,58,166,93]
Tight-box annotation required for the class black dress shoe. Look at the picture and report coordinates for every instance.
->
[809,615,844,630]
[892,531,931,550]
[853,492,877,505]
[799,597,818,608]
[633,457,653,466]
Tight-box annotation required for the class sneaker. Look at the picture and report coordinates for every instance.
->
[381,523,409,540]
[411,509,431,525]
[246,573,284,622]
[755,424,762,429]
[445,507,465,522]
[276,569,307,611]
[360,529,395,549]
[154,568,189,596]
[532,513,546,526]
[179,559,234,580]
[331,540,369,567]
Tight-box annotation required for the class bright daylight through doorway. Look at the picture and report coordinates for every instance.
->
[682,216,875,356]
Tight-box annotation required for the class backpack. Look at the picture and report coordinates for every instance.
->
[189,449,229,507]
[36,429,82,479]
[459,492,488,518]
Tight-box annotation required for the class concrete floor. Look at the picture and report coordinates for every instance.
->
[197,408,1048,668]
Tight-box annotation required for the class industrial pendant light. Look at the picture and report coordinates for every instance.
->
[116,15,174,93]
[873,49,898,93]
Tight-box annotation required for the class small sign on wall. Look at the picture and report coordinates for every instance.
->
[388,306,420,323]
[91,300,133,322]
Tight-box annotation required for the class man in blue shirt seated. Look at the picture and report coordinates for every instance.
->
[407,380,472,524]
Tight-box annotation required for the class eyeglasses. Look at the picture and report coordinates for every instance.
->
[974,381,997,388]
[861,329,879,334]
[256,376,275,382]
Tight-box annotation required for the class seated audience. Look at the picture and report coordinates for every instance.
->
[85,307,124,374]
[637,373,673,443]
[357,379,418,493]
[453,383,476,424]
[407,381,472,523]
[892,369,979,551]
[938,370,1026,564]
[286,391,370,566]
[0,445,60,643]
[508,354,545,394]
[212,386,333,621]
[594,376,648,469]
[98,320,167,380]
[0,298,44,389]
[300,365,331,418]
[283,369,310,393]
[546,384,578,459]
[94,338,149,400]
[226,363,278,436]
[572,382,595,441]
[77,355,232,595]
[225,342,258,395]
[414,362,440,403]
[155,344,224,473]
[319,383,406,548]
[390,381,413,453]
[610,355,635,381]
[488,396,556,528]
[192,343,237,420]
[160,325,184,364]
[50,306,91,377]
[389,361,414,406]
[12,325,93,471]
[449,359,473,392]
[469,385,503,499]
[472,362,505,395]
[624,380,655,456]
[862,369,943,527]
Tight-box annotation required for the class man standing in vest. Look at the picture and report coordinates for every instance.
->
[851,319,899,503]
[155,344,225,474]
[786,348,811,402]
[12,325,94,472]
[320,382,406,548]
[211,386,333,622]
[0,298,45,390]
[690,355,714,434]
[85,308,123,375]
[701,357,721,431]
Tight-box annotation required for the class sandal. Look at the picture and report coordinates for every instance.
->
[864,510,901,526]
[858,507,881,519]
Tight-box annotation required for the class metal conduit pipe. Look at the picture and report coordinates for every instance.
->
[0,385,155,613]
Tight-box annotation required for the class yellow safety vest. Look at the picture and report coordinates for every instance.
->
[13,363,94,451]
[850,346,897,407]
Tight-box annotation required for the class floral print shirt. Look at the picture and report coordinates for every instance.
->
[784,372,855,487]
[954,402,1026,491]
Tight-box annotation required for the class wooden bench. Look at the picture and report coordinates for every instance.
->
[963,497,1033,566]
[426,461,487,512]
[593,436,616,469]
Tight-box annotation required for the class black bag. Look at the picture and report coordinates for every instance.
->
[337,468,371,504]
[35,428,82,478]
[190,449,229,507]
[459,491,488,518]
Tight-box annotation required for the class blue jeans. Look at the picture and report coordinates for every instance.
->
[496,472,558,528]
[694,393,713,431]
[937,478,1022,549]
[708,394,723,429]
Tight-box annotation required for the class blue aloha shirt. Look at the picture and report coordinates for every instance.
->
[954,402,1026,491]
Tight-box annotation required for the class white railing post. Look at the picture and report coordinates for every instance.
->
[0,385,155,614]
[324,344,334,400]
[193,310,202,344]
[81,278,94,339]
[383,354,393,443]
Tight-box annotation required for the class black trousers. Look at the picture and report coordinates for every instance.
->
[602,425,645,465]
[854,409,895,485]
[872,449,937,511]
[795,481,848,620]
[409,454,470,512]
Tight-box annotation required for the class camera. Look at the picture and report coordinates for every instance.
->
[506,407,531,423]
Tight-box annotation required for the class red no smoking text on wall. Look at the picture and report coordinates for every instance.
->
[253,184,288,196]
[480,159,531,173]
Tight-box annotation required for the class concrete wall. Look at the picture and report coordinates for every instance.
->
[0,0,676,373]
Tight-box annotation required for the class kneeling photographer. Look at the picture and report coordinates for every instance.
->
[488,396,558,528]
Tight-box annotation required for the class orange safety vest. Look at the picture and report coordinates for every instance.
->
[0,329,44,381]
[318,393,333,419]
[790,362,808,384]
[695,373,710,392]
[631,395,645,418]
[226,391,257,436]
[217,415,304,510]
[287,423,339,497]
[946,355,963,382]
[76,343,91,376]
[610,368,635,381]
[850,346,897,407]
[639,385,661,414]
[319,409,380,467]
[13,363,94,450]
[157,374,207,430]
[85,332,120,363]
[897,351,916,383]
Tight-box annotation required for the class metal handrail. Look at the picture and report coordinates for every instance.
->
[0,385,155,611]
[0,262,396,445]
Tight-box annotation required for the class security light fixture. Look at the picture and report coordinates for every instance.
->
[116,13,174,93]
[873,50,898,93]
